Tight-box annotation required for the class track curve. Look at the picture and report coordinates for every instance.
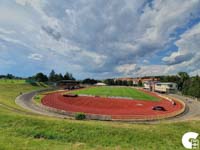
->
[41,90,184,121]
[15,89,200,122]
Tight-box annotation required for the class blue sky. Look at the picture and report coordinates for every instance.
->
[0,0,200,79]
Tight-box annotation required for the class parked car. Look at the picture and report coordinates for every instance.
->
[152,106,166,111]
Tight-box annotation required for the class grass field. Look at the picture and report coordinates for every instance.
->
[0,79,26,84]
[0,81,199,150]
[71,86,159,101]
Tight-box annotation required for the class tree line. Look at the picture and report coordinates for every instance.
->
[1,71,199,98]
[157,72,200,98]
[27,70,75,82]
[0,74,23,79]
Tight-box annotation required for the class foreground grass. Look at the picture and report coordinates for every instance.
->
[0,108,200,150]
[0,82,199,150]
[71,86,159,101]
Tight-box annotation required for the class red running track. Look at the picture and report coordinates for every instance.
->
[41,90,184,119]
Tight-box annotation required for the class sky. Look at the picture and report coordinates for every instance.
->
[0,0,200,79]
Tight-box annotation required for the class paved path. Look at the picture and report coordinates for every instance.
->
[15,90,72,119]
[168,94,200,121]
[15,90,200,122]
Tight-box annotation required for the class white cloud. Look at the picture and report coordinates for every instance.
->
[116,64,140,75]
[143,59,149,64]
[0,34,30,48]
[163,22,200,75]
[0,28,16,34]
[136,65,168,76]
[190,69,200,76]
[0,0,200,78]
[28,53,43,61]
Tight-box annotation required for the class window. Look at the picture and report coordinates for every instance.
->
[168,84,173,88]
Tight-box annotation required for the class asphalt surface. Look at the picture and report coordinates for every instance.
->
[15,90,200,122]
[15,90,71,119]
[168,94,200,121]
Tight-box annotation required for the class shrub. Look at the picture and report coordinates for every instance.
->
[34,96,39,100]
[75,113,86,120]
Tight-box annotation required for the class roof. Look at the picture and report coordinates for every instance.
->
[115,77,160,82]
[57,80,79,84]
[95,82,107,86]
[156,82,176,85]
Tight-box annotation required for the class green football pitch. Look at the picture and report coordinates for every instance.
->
[71,86,159,101]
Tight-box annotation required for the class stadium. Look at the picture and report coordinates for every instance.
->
[1,0,200,149]
[37,86,185,121]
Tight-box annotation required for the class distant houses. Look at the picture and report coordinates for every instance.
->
[115,77,177,93]
[115,77,159,86]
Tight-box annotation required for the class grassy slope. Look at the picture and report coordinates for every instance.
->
[71,86,159,101]
[0,82,199,150]
[0,79,26,84]
[0,82,45,110]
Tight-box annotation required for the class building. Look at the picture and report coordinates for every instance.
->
[143,81,159,91]
[56,80,80,89]
[154,82,177,93]
[143,81,151,89]
[95,82,107,86]
[115,77,160,86]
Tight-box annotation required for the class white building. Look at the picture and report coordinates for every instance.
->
[154,82,177,93]
[95,82,107,86]
[143,82,150,89]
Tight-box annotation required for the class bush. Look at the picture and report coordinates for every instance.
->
[75,113,86,120]
[34,96,39,100]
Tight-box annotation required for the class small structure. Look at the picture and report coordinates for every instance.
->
[143,81,158,91]
[154,82,177,93]
[143,82,151,89]
[95,82,107,86]
[56,80,80,90]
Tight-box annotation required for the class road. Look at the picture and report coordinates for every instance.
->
[168,94,200,121]
[15,90,200,122]
[15,90,72,119]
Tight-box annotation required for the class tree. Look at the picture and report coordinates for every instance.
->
[64,72,70,80]
[69,73,75,80]
[49,70,56,82]
[35,73,48,82]
[122,80,128,86]
[58,73,64,80]
[138,80,143,87]
[182,75,200,98]
[182,79,191,95]
[104,79,115,85]
[115,80,123,85]
[127,80,133,86]
[6,74,15,79]
[188,75,200,98]
[82,78,98,85]
[63,72,75,80]
[177,72,189,91]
